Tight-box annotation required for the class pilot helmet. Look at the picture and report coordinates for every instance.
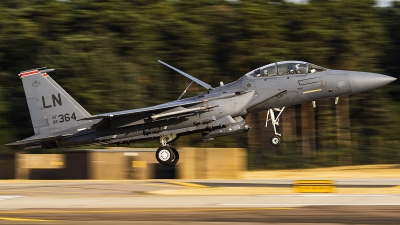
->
[287,64,295,73]
[295,64,302,73]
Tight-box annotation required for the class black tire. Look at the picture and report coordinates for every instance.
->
[270,135,281,146]
[167,147,179,166]
[155,146,175,164]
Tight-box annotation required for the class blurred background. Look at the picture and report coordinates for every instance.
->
[0,0,399,170]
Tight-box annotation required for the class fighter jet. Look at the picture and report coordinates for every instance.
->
[6,60,396,165]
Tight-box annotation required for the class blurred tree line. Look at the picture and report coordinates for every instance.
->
[0,0,399,169]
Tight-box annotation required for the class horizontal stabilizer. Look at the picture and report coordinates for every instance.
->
[5,134,72,146]
[24,143,42,150]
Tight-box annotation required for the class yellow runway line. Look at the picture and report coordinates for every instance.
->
[0,208,295,214]
[145,183,183,188]
[0,217,56,222]
[61,186,133,192]
[149,186,400,196]
[242,164,400,179]
[165,181,208,188]
[149,187,291,195]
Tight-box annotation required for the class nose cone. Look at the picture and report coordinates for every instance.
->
[349,72,397,94]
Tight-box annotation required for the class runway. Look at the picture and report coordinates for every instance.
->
[2,194,400,210]
[0,206,399,224]
[0,180,399,224]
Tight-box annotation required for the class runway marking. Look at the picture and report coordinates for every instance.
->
[17,190,84,194]
[0,196,24,201]
[59,186,134,192]
[0,208,295,214]
[0,217,55,222]
[145,183,184,188]
[257,194,398,197]
[165,182,208,188]
[220,203,400,206]
[220,204,304,207]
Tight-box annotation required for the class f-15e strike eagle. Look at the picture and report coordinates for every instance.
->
[7,60,396,165]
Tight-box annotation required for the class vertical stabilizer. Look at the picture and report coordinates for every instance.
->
[19,68,91,136]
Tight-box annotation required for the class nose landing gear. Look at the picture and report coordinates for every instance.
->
[270,135,281,146]
[155,134,179,166]
[266,107,285,146]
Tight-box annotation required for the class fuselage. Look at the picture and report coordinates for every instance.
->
[44,61,396,149]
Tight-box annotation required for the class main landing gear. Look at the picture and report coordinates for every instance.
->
[156,146,179,166]
[155,134,179,166]
[266,107,285,146]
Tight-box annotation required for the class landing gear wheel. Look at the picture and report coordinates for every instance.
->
[156,146,175,165]
[168,147,179,166]
[270,135,281,146]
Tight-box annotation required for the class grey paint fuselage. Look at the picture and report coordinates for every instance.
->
[9,61,396,152]
[55,65,395,148]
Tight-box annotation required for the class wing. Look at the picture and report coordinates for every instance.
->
[80,60,212,120]
[80,97,206,120]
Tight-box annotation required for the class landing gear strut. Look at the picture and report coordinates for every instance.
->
[155,134,179,166]
[266,107,285,146]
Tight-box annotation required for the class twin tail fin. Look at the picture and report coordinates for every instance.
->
[19,68,91,136]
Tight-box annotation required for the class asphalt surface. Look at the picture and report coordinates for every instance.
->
[187,178,400,187]
[0,179,399,224]
[0,206,400,224]
[193,182,396,188]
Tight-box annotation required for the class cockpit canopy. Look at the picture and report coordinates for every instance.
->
[246,61,327,77]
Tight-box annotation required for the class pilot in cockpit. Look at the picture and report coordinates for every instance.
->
[288,63,303,74]
[254,69,261,77]
[295,64,302,74]
[287,64,295,74]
